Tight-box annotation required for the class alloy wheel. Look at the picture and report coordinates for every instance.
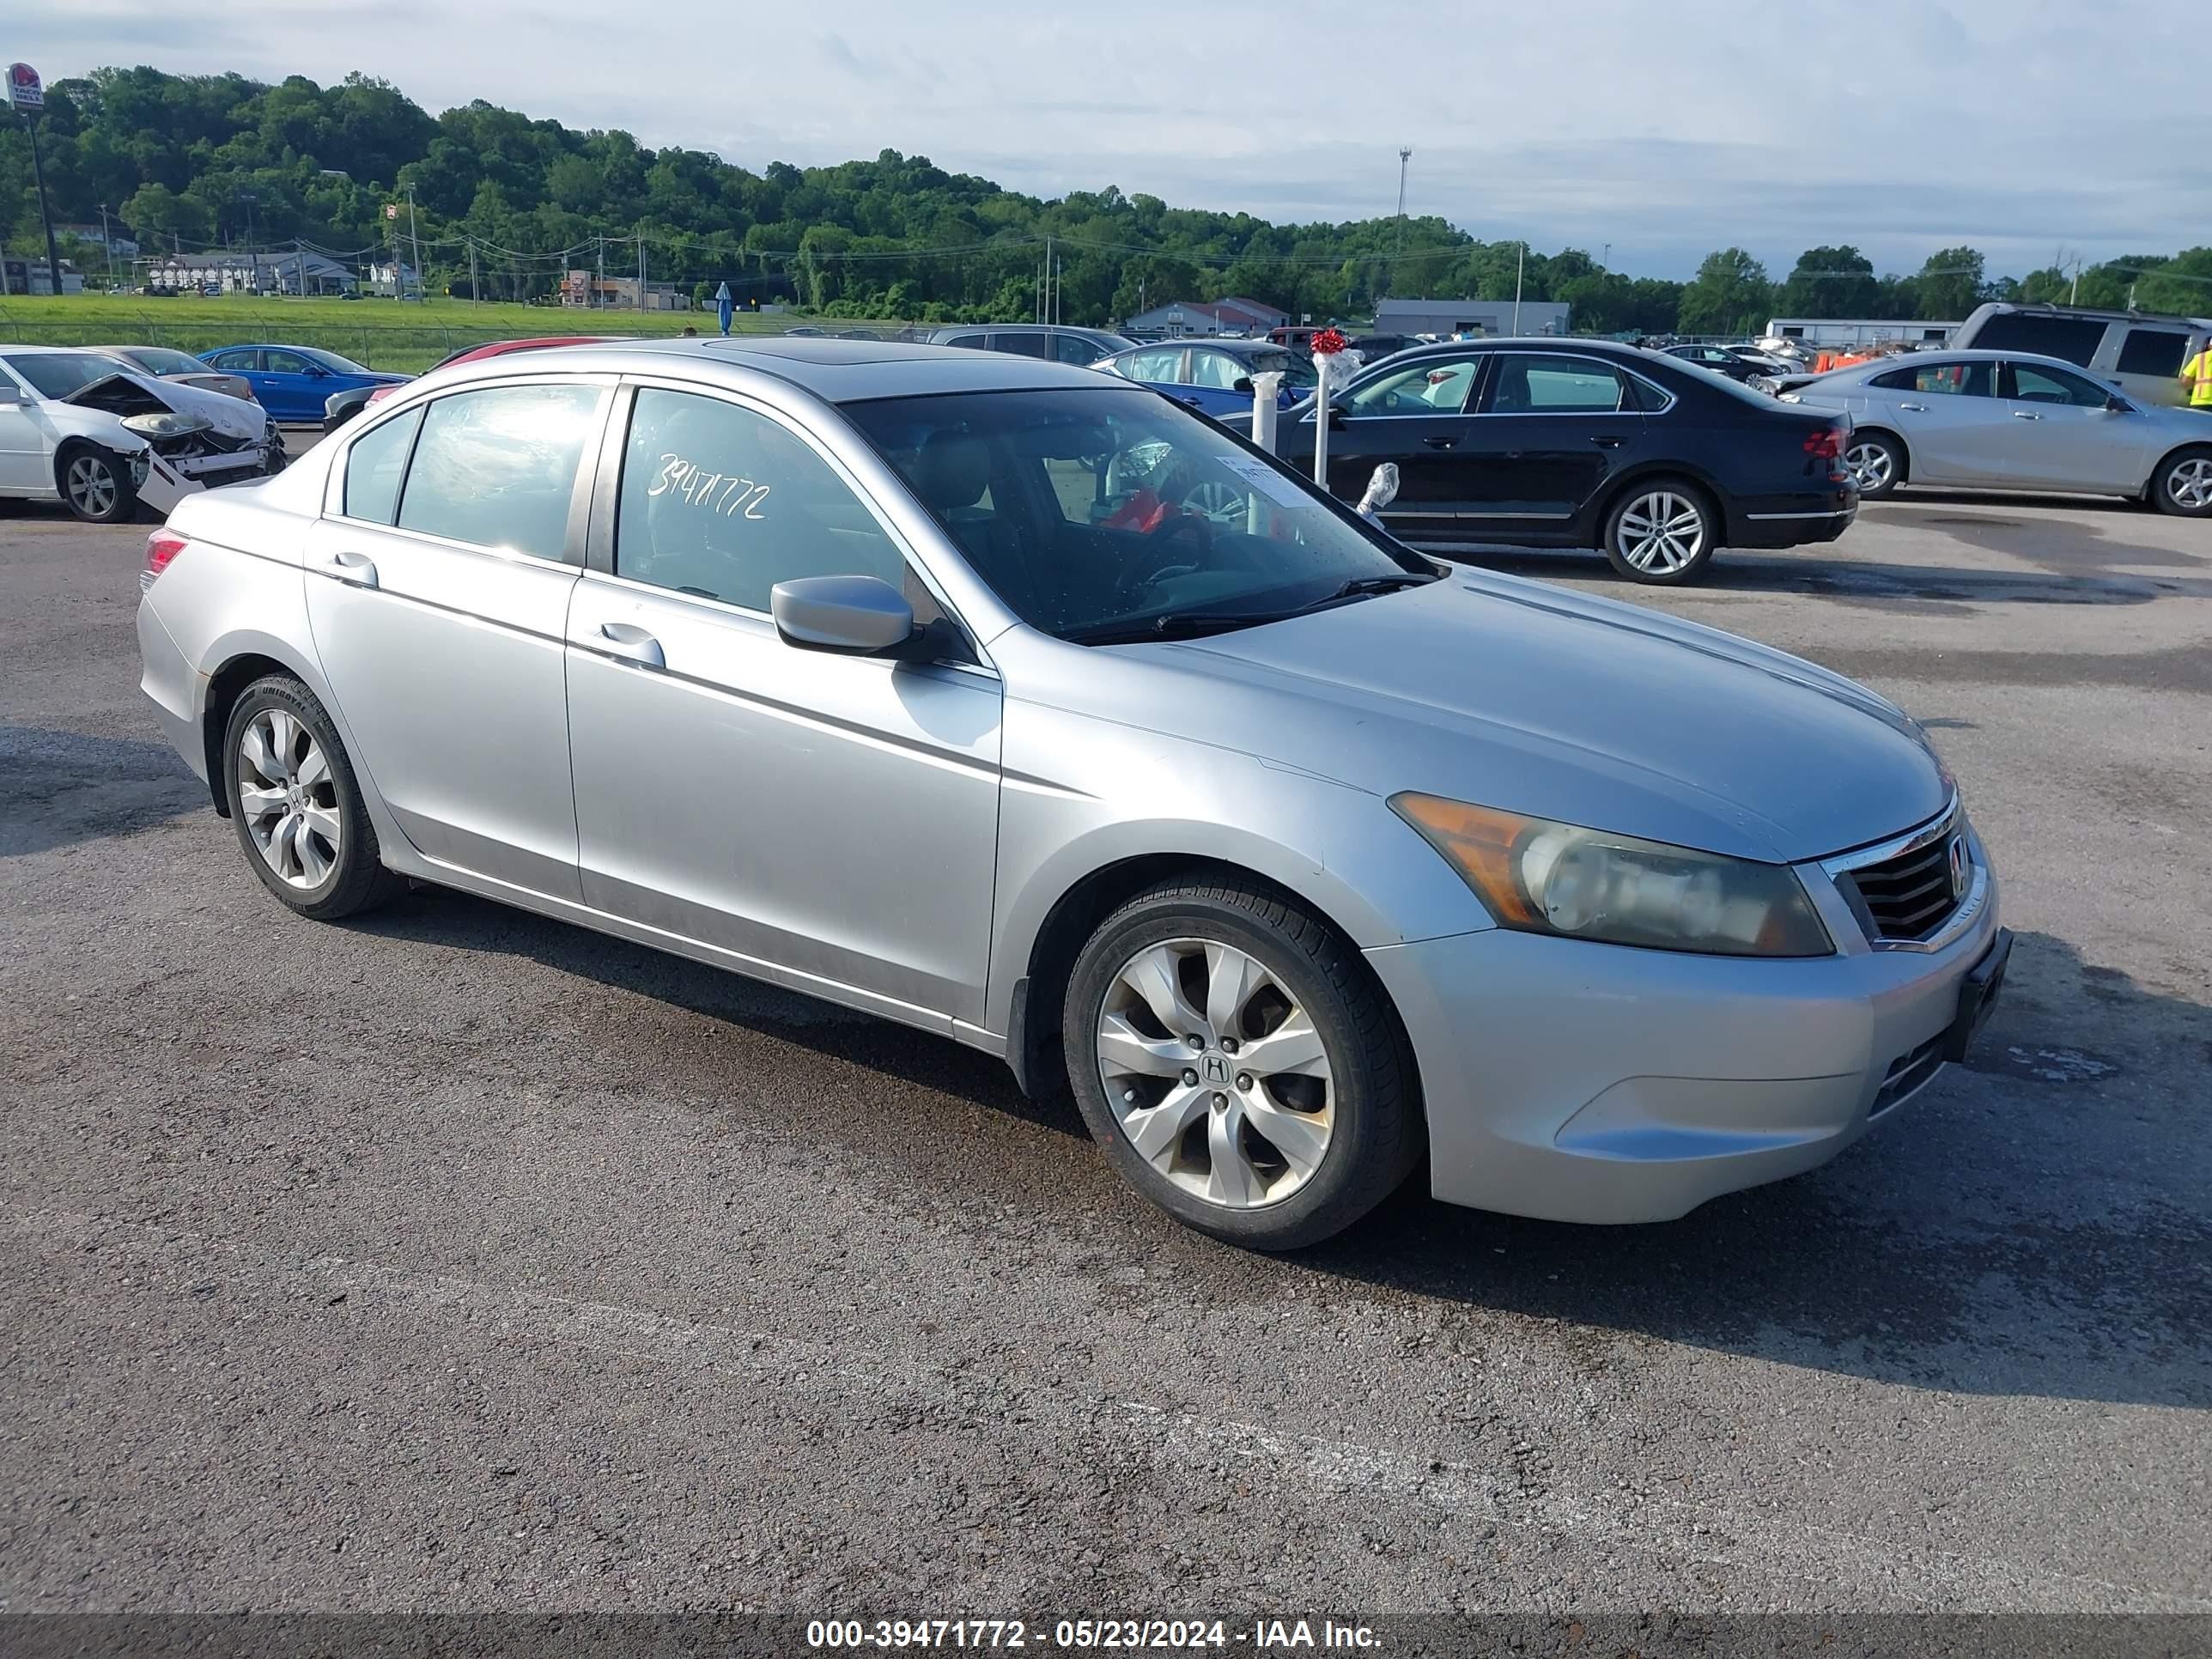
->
[2167,457,2212,511]
[1615,490,1708,575]
[236,708,341,890]
[1844,441,1894,493]
[66,455,118,519]
[1095,938,1334,1210]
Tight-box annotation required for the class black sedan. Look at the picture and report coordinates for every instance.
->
[1256,339,1856,584]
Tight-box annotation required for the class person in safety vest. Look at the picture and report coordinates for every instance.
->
[2180,337,2212,409]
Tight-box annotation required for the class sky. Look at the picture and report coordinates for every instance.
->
[17,0,2209,281]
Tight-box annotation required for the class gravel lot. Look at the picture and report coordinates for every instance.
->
[2,485,2207,1625]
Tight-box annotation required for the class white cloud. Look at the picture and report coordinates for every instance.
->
[23,0,2205,278]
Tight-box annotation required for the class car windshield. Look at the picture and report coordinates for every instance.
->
[113,347,207,376]
[300,348,368,374]
[3,352,125,400]
[846,387,1431,644]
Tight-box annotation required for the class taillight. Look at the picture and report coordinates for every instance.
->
[1802,425,1844,461]
[143,528,186,590]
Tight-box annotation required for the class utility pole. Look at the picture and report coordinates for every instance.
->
[636,233,645,311]
[468,236,479,303]
[596,234,606,310]
[1045,235,1054,325]
[406,184,423,302]
[1395,146,1411,257]
[1602,241,1611,270]
[1512,241,1525,334]
[98,203,116,287]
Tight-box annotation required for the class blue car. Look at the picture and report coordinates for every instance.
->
[1094,337,1320,418]
[198,344,409,422]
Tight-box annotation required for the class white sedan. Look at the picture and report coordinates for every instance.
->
[0,346,279,522]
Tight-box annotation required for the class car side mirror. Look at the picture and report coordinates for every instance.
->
[0,383,20,405]
[770,574,915,655]
[1231,376,1254,395]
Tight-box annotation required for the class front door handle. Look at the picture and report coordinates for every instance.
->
[1422,435,1456,450]
[595,621,665,670]
[1899,402,1929,412]
[313,550,378,589]
[2013,410,2044,421]
[1589,434,1626,448]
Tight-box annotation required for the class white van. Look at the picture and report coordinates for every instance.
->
[1952,303,2212,409]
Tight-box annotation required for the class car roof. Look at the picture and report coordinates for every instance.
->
[439,336,1135,404]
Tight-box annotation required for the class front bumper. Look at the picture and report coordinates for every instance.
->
[1364,857,2002,1224]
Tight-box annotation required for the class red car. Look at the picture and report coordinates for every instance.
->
[321,336,614,433]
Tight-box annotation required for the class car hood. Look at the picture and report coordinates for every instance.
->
[1152,572,1948,863]
[64,372,267,441]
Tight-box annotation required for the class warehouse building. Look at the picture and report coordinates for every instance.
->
[1372,297,1571,337]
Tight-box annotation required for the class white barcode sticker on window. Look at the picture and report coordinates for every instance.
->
[1212,455,1311,509]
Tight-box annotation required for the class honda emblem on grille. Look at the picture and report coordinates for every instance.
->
[1947,836,1968,900]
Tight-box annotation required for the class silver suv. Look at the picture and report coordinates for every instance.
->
[1952,302,2211,408]
[927,324,1135,367]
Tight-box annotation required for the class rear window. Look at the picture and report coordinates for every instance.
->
[1966,311,2108,367]
[2116,328,2191,377]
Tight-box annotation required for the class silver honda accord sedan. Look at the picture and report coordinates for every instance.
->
[137,339,2011,1249]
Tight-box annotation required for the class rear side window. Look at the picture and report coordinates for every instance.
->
[942,333,987,350]
[1966,312,2107,367]
[208,349,256,371]
[342,407,424,524]
[1870,362,1991,397]
[994,332,1050,359]
[2116,328,2191,377]
[1492,354,1634,413]
[1124,348,1185,383]
[396,383,601,560]
[614,387,908,611]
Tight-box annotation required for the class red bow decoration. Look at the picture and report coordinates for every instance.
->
[1311,327,1348,356]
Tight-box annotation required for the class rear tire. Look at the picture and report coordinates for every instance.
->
[1602,479,1719,585]
[1061,874,1422,1250]
[58,445,139,525]
[222,676,404,921]
[1844,431,1905,500]
[2151,447,2212,517]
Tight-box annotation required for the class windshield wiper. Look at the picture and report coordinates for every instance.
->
[1065,611,1294,646]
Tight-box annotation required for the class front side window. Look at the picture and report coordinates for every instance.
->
[2116,328,2191,377]
[396,383,601,560]
[1870,361,1992,397]
[1248,349,1318,390]
[1190,351,1245,391]
[1054,334,1108,365]
[264,349,314,375]
[615,387,908,611]
[1491,354,1634,413]
[1346,355,1482,415]
[847,387,1429,643]
[342,406,425,525]
[2004,362,2111,407]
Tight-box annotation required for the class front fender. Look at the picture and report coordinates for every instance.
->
[984,700,1494,1037]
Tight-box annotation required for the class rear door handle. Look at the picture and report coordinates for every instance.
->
[1422,435,1456,450]
[1899,402,1929,412]
[595,621,665,670]
[1589,434,1626,448]
[2013,410,2044,420]
[312,550,378,589]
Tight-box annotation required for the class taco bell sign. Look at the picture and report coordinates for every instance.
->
[7,64,41,112]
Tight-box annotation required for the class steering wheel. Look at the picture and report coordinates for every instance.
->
[1111,510,1211,606]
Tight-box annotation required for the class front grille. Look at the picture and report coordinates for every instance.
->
[1839,823,1966,943]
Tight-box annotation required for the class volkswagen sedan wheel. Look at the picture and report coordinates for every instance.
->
[1063,876,1421,1249]
[222,676,404,920]
[1605,483,1717,585]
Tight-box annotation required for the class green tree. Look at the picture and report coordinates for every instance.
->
[1678,248,1771,336]
[1915,246,1984,319]
[1780,246,1879,317]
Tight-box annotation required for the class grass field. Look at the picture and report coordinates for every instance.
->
[0,295,874,372]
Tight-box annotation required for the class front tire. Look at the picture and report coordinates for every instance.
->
[1061,875,1421,1249]
[222,676,404,921]
[59,446,139,524]
[1603,480,1718,584]
[2152,447,2212,517]
[1844,431,1905,500]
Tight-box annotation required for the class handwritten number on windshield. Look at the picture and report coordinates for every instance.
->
[648,453,769,519]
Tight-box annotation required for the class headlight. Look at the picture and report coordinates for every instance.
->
[1389,793,1833,958]
[121,411,212,438]
[1777,392,1803,404]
